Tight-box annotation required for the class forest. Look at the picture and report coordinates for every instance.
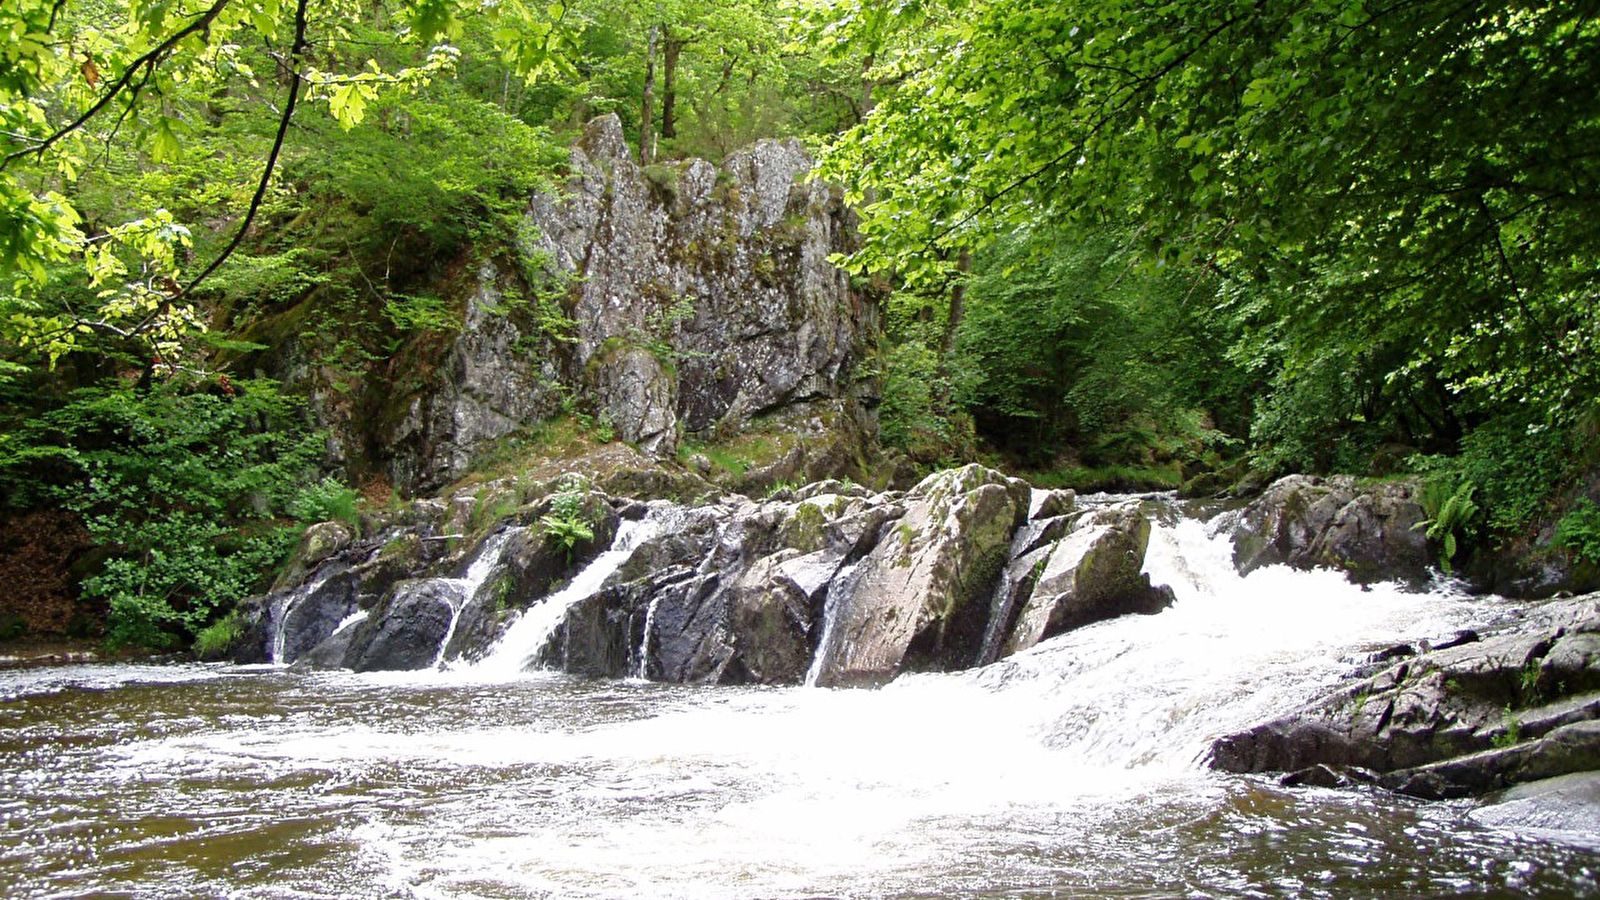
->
[1,0,1597,651]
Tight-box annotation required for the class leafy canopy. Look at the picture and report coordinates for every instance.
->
[816,0,1600,428]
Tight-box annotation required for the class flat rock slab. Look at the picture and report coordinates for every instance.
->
[1469,771,1600,845]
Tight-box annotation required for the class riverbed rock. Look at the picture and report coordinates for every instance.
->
[1230,475,1431,584]
[342,579,463,672]
[1211,596,1600,801]
[1469,771,1600,841]
[809,465,1029,686]
[1002,505,1174,658]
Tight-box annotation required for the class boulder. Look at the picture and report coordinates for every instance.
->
[1002,505,1174,658]
[272,521,355,592]
[342,580,462,672]
[1230,474,1431,584]
[809,465,1028,686]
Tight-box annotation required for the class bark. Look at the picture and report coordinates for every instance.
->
[662,28,683,140]
[640,24,658,165]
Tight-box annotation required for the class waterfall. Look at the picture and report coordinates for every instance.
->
[474,507,675,676]
[803,559,864,686]
[270,567,341,665]
[425,528,521,668]
[962,513,1497,771]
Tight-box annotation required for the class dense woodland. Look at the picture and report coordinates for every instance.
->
[1,0,1597,649]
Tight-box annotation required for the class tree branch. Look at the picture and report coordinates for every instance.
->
[177,0,309,298]
[0,0,235,173]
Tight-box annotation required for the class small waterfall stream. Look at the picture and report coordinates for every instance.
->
[474,507,676,676]
[270,567,341,665]
[429,527,521,668]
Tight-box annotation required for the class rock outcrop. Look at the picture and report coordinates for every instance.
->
[239,465,1177,686]
[1001,505,1174,658]
[1229,475,1432,585]
[323,116,878,494]
[1210,596,1600,801]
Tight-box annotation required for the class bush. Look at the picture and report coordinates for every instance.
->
[1555,499,1600,564]
[290,476,362,528]
[0,379,323,649]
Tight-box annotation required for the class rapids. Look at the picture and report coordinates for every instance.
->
[3,504,1597,899]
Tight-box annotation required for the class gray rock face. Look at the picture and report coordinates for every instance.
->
[1230,475,1431,584]
[1002,505,1174,658]
[381,262,569,493]
[520,114,875,466]
[1211,597,1600,800]
[267,115,878,495]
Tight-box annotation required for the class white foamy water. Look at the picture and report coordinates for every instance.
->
[474,509,673,676]
[968,515,1498,770]
[6,504,1591,900]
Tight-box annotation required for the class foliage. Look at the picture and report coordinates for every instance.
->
[953,227,1247,472]
[878,340,961,456]
[1492,707,1522,749]
[0,0,512,377]
[192,611,243,658]
[1413,482,1480,575]
[289,477,362,529]
[540,489,595,556]
[816,0,1600,448]
[1410,415,1571,538]
[1554,500,1600,565]
[0,379,321,648]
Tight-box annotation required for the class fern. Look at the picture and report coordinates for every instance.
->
[1413,481,1479,574]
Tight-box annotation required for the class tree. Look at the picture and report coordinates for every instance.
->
[816,0,1600,436]
[0,0,560,380]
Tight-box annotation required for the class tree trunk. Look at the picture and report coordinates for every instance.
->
[942,249,972,356]
[662,28,682,140]
[640,24,658,165]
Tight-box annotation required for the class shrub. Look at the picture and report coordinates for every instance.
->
[0,379,323,649]
[1555,499,1600,564]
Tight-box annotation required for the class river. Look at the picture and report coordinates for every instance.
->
[3,514,1597,899]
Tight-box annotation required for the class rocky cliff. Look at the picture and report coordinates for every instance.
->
[256,115,877,495]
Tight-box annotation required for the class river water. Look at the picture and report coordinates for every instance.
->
[3,515,1598,899]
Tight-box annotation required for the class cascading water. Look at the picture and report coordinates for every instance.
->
[5,498,1595,900]
[425,527,521,668]
[270,566,341,665]
[963,512,1499,771]
[474,506,676,676]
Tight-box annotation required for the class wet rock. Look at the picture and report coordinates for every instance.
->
[1469,771,1600,840]
[277,570,362,664]
[810,465,1028,686]
[1211,597,1600,800]
[1279,764,1380,789]
[342,580,462,672]
[1002,505,1174,658]
[1029,489,1076,521]
[1381,721,1600,800]
[1230,475,1430,584]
